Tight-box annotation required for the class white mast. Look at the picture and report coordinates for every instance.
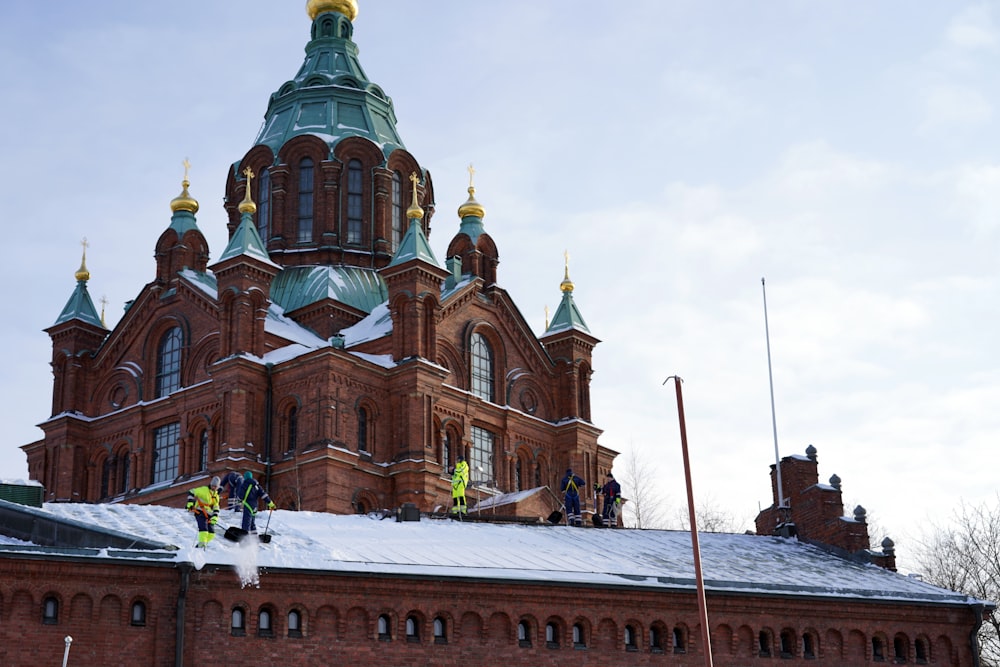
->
[761,278,786,509]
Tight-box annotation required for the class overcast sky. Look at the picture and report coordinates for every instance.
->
[2,1,998,569]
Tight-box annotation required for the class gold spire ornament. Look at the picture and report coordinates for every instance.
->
[75,237,90,282]
[170,158,200,213]
[100,295,108,328]
[406,171,424,220]
[560,250,574,293]
[306,0,358,22]
[239,166,257,215]
[457,163,486,219]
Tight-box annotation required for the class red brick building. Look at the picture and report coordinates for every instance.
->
[0,494,991,667]
[22,0,613,518]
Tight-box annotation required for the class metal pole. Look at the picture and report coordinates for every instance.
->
[61,636,73,667]
[665,376,714,667]
[761,278,786,509]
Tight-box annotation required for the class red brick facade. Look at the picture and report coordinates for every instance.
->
[0,555,980,666]
[21,5,615,518]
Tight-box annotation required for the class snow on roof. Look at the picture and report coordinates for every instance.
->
[2,501,981,606]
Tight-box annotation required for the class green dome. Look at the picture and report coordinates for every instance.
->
[254,9,404,158]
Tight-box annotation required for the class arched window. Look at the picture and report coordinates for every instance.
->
[297,158,314,243]
[470,332,494,401]
[42,596,59,624]
[803,632,816,658]
[545,621,559,648]
[152,422,180,484]
[405,615,420,642]
[155,327,182,397]
[288,610,303,638]
[346,158,363,244]
[624,625,638,651]
[130,600,146,627]
[358,406,369,453]
[515,458,522,492]
[915,637,929,664]
[780,629,795,658]
[287,406,298,454]
[872,636,886,662]
[572,622,586,649]
[759,630,772,657]
[894,635,908,663]
[377,614,391,641]
[258,608,273,637]
[198,429,209,471]
[257,167,271,242]
[517,620,532,647]
[650,625,664,653]
[672,626,686,654]
[441,429,451,468]
[470,426,494,486]
[433,616,447,644]
[231,607,246,636]
[391,170,404,251]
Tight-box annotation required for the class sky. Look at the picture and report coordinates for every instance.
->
[2,1,999,571]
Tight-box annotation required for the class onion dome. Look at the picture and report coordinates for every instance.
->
[406,171,424,220]
[238,167,258,215]
[170,159,200,214]
[306,0,358,22]
[75,238,91,282]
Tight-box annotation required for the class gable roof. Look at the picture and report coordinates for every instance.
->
[0,499,985,609]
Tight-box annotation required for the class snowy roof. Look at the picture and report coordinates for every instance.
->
[0,500,985,607]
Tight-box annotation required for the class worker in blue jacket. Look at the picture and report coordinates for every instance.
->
[236,471,275,533]
[560,468,586,526]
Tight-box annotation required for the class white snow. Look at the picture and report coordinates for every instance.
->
[0,500,983,606]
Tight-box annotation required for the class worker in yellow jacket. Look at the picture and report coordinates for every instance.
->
[451,456,470,515]
[186,476,221,547]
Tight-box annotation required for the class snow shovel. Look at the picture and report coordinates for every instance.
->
[224,525,249,542]
[547,506,564,525]
[258,509,273,544]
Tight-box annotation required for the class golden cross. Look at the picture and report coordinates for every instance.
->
[409,171,420,188]
[468,163,476,188]
[243,165,255,185]
[182,158,191,181]
[81,237,89,254]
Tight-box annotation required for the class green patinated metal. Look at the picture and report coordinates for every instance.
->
[217,211,273,265]
[168,209,199,236]
[388,218,440,269]
[270,265,387,315]
[545,290,591,335]
[53,279,103,328]
[254,11,404,159]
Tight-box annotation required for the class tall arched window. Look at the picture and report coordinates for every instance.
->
[433,617,447,644]
[515,458,522,492]
[358,405,370,453]
[346,158,363,244]
[152,422,180,484]
[470,427,494,486]
[441,430,451,468]
[391,170,404,251]
[198,429,209,471]
[287,406,298,454]
[257,167,271,242]
[470,332,494,401]
[297,158,314,243]
[155,327,182,397]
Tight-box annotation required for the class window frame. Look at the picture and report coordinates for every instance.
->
[155,327,183,398]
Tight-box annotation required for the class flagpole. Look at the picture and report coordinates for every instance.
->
[665,376,714,667]
[761,278,786,509]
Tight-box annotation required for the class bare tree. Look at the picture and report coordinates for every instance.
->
[914,498,1000,666]
[673,494,753,534]
[617,446,670,529]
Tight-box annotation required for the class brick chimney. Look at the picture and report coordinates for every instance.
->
[755,445,896,571]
